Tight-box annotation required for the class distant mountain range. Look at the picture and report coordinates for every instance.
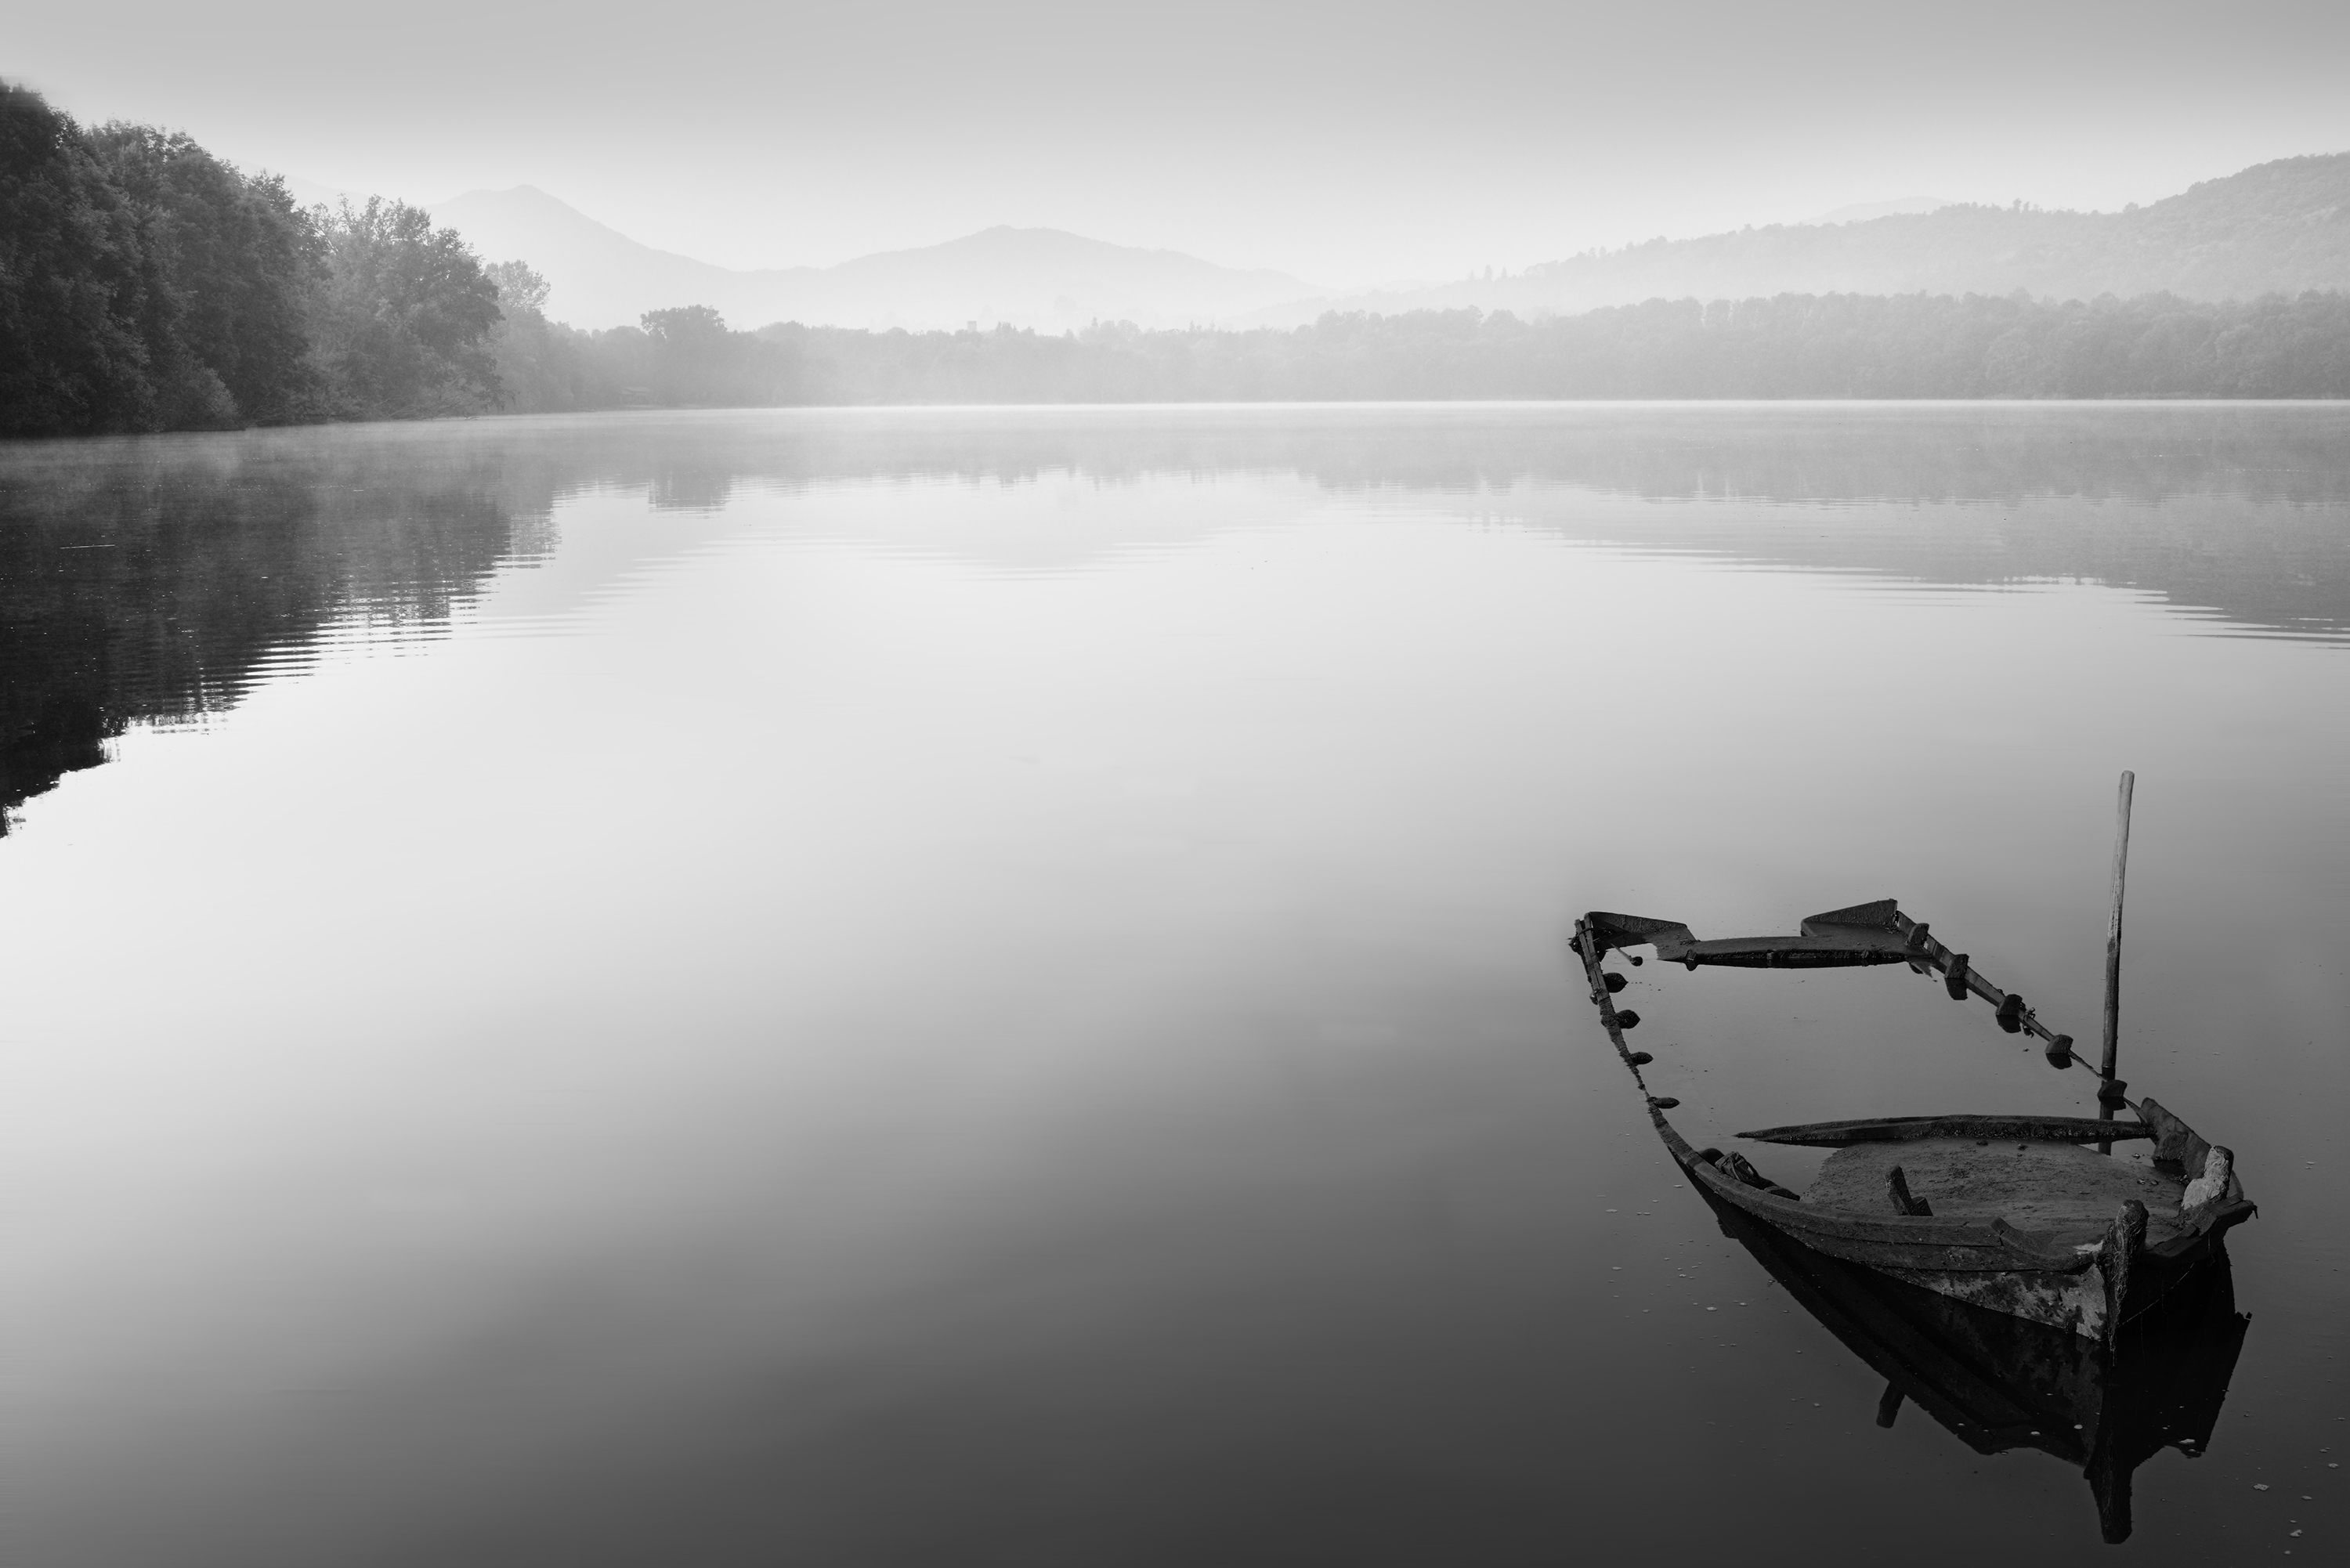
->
[426,188,1320,332]
[416,153,2350,336]
[1275,154,2350,325]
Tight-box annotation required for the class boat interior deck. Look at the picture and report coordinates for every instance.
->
[1804,1139,2193,1246]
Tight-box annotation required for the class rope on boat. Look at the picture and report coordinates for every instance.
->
[1572,917,1788,1194]
[1574,912,2142,1131]
[1571,918,1656,1098]
[1889,912,2135,1107]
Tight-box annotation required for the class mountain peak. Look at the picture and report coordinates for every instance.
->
[428,191,1318,331]
[1239,150,2350,326]
[1803,197,1954,226]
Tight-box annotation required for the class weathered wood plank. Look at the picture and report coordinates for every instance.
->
[1737,1114,2157,1147]
[1679,934,1914,968]
[1800,898,1901,933]
[1683,1155,2081,1266]
[1583,911,1695,959]
[1888,1165,1932,1216]
[2131,1096,2207,1171]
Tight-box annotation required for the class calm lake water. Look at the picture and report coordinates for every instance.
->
[3,404,2345,1565]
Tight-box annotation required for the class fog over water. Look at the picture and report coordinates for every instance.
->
[2,405,2345,1564]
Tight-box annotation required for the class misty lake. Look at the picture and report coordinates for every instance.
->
[3,403,2346,1566]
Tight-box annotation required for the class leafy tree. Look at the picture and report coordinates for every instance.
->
[307,197,504,419]
[0,84,160,435]
[627,305,801,406]
[85,123,323,425]
[483,259,612,412]
[642,305,733,403]
[484,259,551,317]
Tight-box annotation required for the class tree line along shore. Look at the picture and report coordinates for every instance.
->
[6,82,2348,439]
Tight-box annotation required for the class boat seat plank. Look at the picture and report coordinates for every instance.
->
[1799,898,1901,933]
[1806,1139,2191,1246]
[1681,934,1915,968]
[1740,1114,2157,1147]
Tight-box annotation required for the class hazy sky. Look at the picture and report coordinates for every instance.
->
[16,1,2350,286]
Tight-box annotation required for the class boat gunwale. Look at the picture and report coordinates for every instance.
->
[1568,909,2255,1278]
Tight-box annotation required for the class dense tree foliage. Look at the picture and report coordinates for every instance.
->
[2,83,504,436]
[81,121,322,425]
[2,82,174,434]
[306,197,502,418]
[481,291,2350,411]
[479,302,807,413]
[482,259,604,414]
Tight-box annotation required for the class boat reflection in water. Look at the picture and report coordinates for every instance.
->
[1701,1182,2250,1545]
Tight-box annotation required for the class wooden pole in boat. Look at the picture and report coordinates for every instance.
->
[2098,771,2135,1099]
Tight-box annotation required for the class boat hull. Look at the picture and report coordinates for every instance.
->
[1571,909,2255,1343]
[1880,1260,2109,1339]
[1665,1108,2253,1339]
[1693,1176,2250,1545]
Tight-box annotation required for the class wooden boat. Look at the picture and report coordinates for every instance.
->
[1569,776,2254,1346]
[1694,1174,2249,1544]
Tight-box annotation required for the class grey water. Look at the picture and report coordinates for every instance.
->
[2,403,2345,1565]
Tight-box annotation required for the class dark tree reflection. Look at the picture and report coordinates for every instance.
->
[6,406,2346,829]
[0,433,531,829]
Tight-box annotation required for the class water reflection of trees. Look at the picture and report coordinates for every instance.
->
[533,405,2350,641]
[0,432,533,829]
[6,407,2345,827]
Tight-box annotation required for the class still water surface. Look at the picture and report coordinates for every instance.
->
[3,405,2346,1564]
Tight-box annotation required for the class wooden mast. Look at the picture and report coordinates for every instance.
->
[2099,771,2135,1100]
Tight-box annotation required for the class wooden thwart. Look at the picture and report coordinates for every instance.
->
[1738,1114,2159,1148]
[1887,1165,1933,1216]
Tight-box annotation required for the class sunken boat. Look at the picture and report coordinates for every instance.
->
[1570,774,2254,1347]
[1695,1174,2250,1544]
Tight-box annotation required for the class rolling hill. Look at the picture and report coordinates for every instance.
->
[427,188,1320,332]
[431,152,2350,336]
[1253,153,2350,324]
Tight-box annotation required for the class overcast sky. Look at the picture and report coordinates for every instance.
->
[15,0,2350,287]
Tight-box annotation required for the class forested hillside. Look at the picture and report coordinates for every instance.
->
[429,187,1319,332]
[485,291,2350,408]
[1,84,504,435]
